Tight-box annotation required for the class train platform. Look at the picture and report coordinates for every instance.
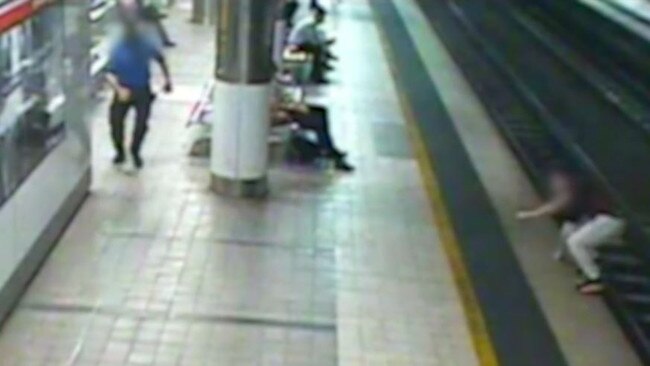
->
[581,0,650,40]
[0,0,642,365]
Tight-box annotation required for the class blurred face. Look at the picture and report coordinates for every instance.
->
[549,171,572,196]
[121,0,137,8]
[120,18,145,39]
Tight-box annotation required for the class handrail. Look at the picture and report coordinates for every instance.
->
[187,80,215,127]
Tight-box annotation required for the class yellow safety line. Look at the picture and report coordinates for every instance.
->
[371,3,500,366]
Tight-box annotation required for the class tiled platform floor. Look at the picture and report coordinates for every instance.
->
[0,0,476,365]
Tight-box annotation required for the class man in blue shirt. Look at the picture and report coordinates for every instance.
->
[106,22,172,168]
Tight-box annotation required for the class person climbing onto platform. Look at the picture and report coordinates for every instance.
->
[517,165,625,295]
[105,19,173,169]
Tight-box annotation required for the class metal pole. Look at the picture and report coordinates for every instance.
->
[190,0,205,24]
[207,0,218,25]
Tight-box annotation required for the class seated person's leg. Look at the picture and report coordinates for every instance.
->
[298,106,336,154]
[294,105,353,171]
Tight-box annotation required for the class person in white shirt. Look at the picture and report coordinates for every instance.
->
[287,8,335,83]
[289,17,323,46]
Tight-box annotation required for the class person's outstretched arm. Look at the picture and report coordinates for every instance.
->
[517,192,570,220]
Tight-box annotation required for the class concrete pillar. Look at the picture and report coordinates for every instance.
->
[210,0,278,198]
[207,0,218,25]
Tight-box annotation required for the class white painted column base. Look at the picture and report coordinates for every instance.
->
[210,80,271,198]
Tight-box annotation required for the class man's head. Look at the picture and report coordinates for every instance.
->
[313,7,326,24]
[118,16,144,40]
[282,1,299,23]
[545,161,582,195]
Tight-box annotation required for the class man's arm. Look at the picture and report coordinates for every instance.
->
[154,54,173,92]
[105,72,131,102]
[282,101,309,114]
[270,102,292,127]
[517,193,571,220]
[105,72,120,91]
[105,45,131,101]
[315,28,334,46]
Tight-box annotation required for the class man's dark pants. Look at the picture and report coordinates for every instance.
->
[109,89,153,157]
[292,105,339,156]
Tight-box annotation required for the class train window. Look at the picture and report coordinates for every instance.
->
[0,4,67,205]
[0,36,10,92]
[0,29,21,201]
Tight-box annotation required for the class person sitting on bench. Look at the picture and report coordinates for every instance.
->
[517,164,624,295]
[271,83,353,172]
[287,7,335,83]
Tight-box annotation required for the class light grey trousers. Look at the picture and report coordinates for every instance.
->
[559,214,625,280]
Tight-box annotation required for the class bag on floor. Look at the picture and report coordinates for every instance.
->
[287,132,320,164]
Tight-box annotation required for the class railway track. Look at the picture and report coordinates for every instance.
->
[415,0,650,361]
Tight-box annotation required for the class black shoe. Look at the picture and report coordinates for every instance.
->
[576,278,604,295]
[113,152,126,165]
[322,149,346,159]
[332,149,347,158]
[132,154,144,169]
[334,158,354,172]
[164,41,177,48]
